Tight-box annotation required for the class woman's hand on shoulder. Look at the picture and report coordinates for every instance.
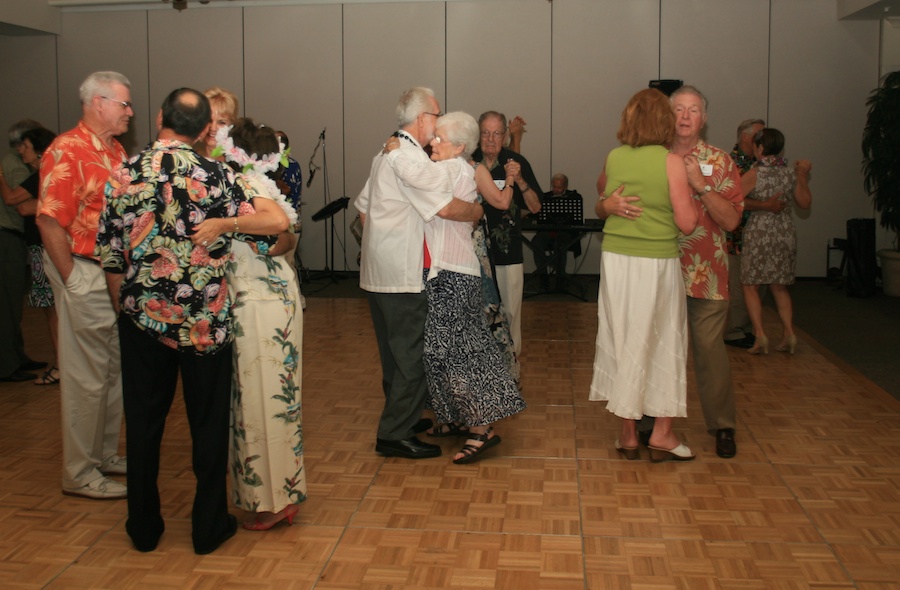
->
[382,136,400,155]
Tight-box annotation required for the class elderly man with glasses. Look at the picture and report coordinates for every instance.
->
[36,71,133,499]
[472,111,543,357]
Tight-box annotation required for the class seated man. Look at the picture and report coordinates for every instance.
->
[531,173,583,289]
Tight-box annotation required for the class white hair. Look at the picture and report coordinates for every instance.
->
[436,111,480,159]
[79,71,131,104]
[396,87,435,128]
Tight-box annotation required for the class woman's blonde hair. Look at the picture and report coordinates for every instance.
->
[204,86,239,122]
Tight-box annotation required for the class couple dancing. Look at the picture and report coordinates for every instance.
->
[355,87,525,465]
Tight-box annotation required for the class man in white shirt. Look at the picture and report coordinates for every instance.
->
[355,87,483,459]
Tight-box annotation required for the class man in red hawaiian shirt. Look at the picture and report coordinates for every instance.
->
[670,85,744,459]
[37,71,132,499]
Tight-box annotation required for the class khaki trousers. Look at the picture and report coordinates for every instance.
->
[495,263,523,356]
[687,297,736,433]
[44,254,123,488]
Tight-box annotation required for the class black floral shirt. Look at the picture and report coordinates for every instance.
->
[96,139,265,355]
[727,144,756,255]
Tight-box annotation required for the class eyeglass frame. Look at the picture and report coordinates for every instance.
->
[100,96,134,110]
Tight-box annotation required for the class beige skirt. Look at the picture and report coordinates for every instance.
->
[589,251,688,419]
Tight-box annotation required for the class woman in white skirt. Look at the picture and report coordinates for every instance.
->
[591,89,698,462]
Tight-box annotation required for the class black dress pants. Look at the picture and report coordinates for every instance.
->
[118,316,233,553]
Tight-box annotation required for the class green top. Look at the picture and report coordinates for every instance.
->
[601,145,679,259]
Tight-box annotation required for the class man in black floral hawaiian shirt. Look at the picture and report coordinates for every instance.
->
[95,88,284,555]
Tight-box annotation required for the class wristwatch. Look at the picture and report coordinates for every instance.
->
[698,184,712,196]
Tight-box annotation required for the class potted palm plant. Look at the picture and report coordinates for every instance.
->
[862,70,900,296]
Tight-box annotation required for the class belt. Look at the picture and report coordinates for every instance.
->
[0,227,25,239]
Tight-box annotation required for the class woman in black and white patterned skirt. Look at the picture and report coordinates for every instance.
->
[384,111,526,464]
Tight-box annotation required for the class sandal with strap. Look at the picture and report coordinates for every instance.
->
[34,366,60,386]
[452,427,502,465]
[427,422,470,438]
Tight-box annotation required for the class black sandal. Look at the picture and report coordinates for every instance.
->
[427,422,470,438]
[34,366,60,386]
[452,427,501,465]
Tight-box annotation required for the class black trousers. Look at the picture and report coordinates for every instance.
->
[367,291,428,440]
[118,316,232,552]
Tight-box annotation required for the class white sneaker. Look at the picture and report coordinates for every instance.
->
[63,477,127,500]
[100,455,127,475]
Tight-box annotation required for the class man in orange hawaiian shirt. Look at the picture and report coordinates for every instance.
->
[36,71,132,499]
[670,85,744,459]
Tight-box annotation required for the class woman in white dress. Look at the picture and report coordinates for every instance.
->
[196,118,306,530]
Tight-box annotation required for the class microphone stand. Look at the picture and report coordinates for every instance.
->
[307,128,346,284]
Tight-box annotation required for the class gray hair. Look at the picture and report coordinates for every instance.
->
[8,119,43,148]
[396,87,435,128]
[436,111,480,159]
[478,110,508,133]
[737,118,766,141]
[551,172,569,187]
[670,85,708,113]
[79,71,131,105]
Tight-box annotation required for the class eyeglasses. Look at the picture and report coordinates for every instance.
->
[480,130,506,139]
[423,111,443,118]
[100,96,133,110]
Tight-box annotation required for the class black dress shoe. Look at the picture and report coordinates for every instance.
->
[412,418,433,434]
[0,370,37,382]
[724,334,755,349]
[716,428,737,458]
[19,360,48,372]
[194,514,238,555]
[375,437,441,459]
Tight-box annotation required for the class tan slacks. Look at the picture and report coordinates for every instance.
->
[44,254,123,488]
[687,296,736,433]
[495,263,523,356]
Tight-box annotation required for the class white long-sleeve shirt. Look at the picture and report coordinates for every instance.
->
[354,132,453,293]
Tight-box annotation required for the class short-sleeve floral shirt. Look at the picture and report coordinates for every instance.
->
[38,121,128,257]
[677,140,744,301]
[95,139,257,355]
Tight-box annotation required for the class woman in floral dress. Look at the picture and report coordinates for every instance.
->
[740,128,812,355]
[200,118,306,530]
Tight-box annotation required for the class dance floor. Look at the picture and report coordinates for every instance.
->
[0,298,898,589]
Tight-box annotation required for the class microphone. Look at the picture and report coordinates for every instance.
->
[319,127,326,140]
[306,167,316,188]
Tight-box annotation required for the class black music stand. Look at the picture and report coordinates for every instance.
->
[528,194,587,298]
[311,197,349,283]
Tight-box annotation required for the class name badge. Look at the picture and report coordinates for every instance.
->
[494,179,506,190]
[700,163,714,176]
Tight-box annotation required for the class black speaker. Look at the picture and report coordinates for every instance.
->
[649,79,683,96]
[845,218,877,297]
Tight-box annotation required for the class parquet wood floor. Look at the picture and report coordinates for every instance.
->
[1,297,898,589]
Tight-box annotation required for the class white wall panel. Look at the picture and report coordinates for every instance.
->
[148,7,245,125]
[660,0,770,151]
[553,0,661,275]
[343,1,447,272]
[770,0,880,270]
[57,11,149,154]
[448,0,552,191]
[244,4,344,273]
[0,34,58,136]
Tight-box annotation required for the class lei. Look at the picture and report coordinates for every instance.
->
[212,125,298,228]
